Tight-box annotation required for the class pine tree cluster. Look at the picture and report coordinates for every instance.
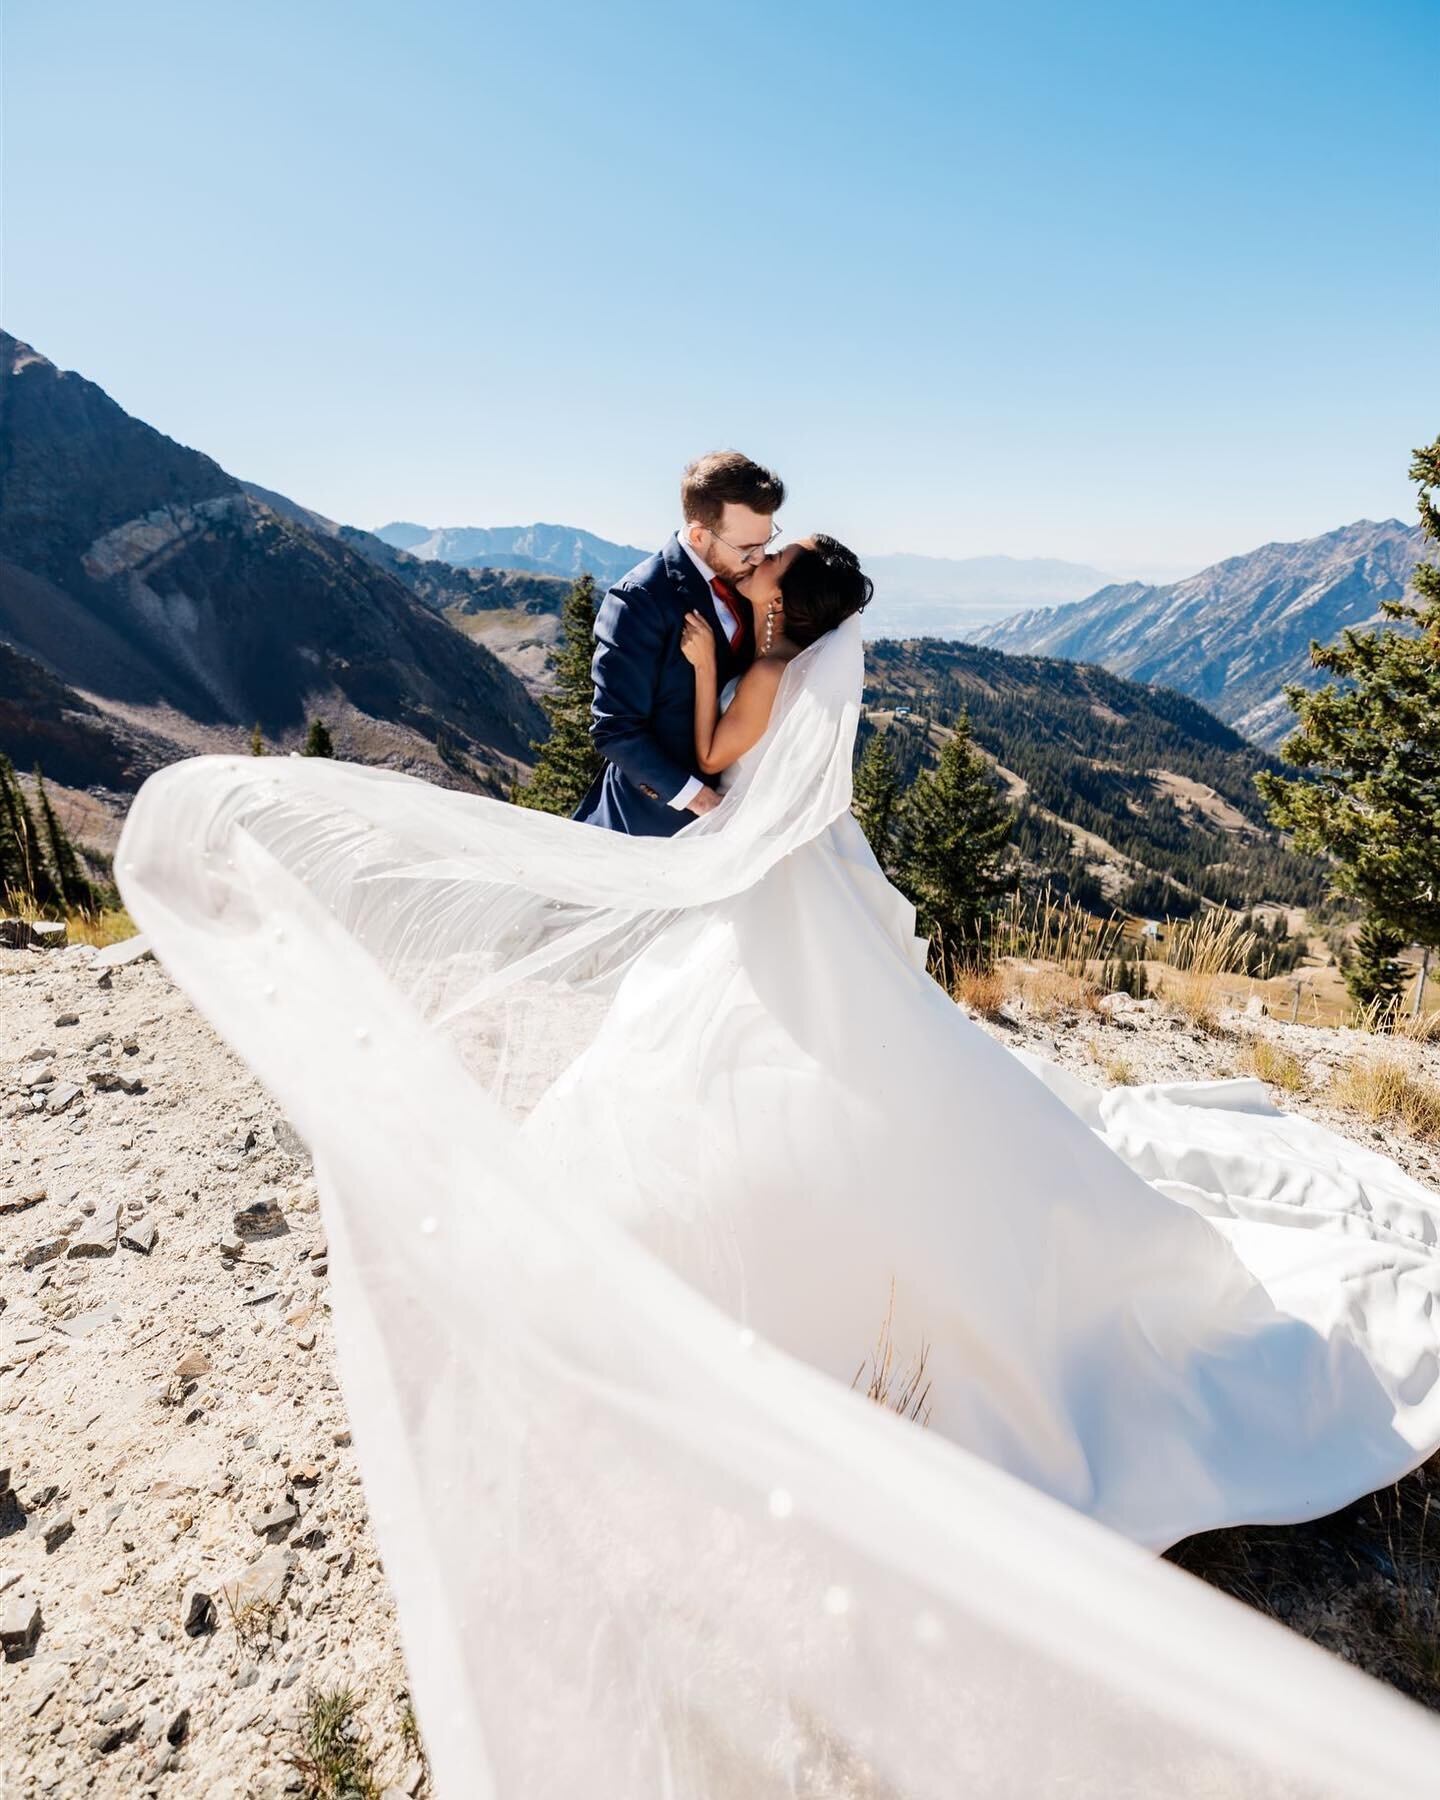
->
[0,756,95,914]
[1258,434,1440,1019]
[853,713,1016,969]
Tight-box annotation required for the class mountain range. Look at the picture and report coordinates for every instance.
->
[0,332,545,811]
[974,519,1428,746]
[0,328,1411,917]
[372,522,1125,637]
[375,521,646,591]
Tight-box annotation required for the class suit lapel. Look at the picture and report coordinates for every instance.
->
[664,531,740,669]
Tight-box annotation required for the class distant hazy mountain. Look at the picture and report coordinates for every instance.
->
[975,520,1428,746]
[0,333,544,800]
[244,485,570,619]
[861,552,1115,637]
[376,521,647,590]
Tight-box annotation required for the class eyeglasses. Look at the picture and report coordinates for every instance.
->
[706,523,782,565]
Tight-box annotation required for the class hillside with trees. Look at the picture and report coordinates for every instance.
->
[862,638,1329,915]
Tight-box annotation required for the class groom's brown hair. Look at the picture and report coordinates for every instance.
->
[681,451,786,529]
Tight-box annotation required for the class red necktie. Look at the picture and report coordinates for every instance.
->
[711,577,743,650]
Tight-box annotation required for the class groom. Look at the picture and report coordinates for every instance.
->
[573,450,785,837]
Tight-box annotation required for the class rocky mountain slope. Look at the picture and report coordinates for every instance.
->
[0,334,545,809]
[973,519,1428,746]
[242,485,572,688]
[864,638,1328,912]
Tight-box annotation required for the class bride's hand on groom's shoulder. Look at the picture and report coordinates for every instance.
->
[681,612,715,669]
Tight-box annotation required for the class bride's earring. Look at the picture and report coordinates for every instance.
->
[763,602,778,654]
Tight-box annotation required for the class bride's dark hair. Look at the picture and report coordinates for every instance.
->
[780,535,873,648]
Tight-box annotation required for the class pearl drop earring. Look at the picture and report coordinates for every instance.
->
[764,602,778,654]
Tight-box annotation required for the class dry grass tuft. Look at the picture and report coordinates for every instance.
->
[1153,910,1263,1035]
[952,963,1011,1021]
[397,1689,425,1769]
[1329,1054,1440,1140]
[1246,1037,1307,1093]
[853,1280,933,1427]
[991,887,1128,975]
[1154,966,1225,1034]
[1086,1040,1136,1085]
[224,1589,283,1652]
[66,904,138,948]
[1011,964,1102,1020]
[1392,1004,1440,1047]
[0,890,137,949]
[288,1687,381,1800]
[1353,992,1440,1043]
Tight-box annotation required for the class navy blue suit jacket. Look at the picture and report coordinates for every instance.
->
[573,533,754,837]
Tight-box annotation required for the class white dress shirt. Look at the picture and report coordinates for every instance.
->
[669,529,744,810]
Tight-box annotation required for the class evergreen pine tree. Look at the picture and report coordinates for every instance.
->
[33,764,92,910]
[894,711,1015,968]
[0,761,15,901]
[250,721,266,755]
[303,718,335,758]
[0,754,47,906]
[853,728,901,867]
[1345,918,1409,1020]
[1257,437,1440,970]
[513,574,604,815]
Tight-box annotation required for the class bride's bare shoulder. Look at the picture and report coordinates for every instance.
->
[738,656,788,693]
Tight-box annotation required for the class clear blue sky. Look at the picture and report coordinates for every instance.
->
[5,0,1436,574]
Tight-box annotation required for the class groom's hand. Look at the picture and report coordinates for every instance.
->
[687,786,721,815]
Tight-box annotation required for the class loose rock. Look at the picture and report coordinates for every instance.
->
[0,1592,41,1659]
[0,1184,46,1218]
[91,933,155,968]
[249,1500,300,1539]
[182,1585,217,1636]
[41,1512,74,1553]
[219,1546,295,1614]
[22,1235,68,1270]
[120,1216,158,1255]
[66,1208,119,1257]
[233,1198,288,1241]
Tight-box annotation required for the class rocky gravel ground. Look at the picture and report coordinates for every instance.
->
[3,938,1439,1796]
[0,939,421,1798]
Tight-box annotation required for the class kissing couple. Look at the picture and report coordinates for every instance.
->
[573,449,872,835]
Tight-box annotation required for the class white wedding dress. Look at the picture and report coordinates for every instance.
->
[114,615,1440,1797]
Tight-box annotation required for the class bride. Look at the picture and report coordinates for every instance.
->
[113,536,1440,1797]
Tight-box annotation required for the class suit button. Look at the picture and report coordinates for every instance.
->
[640,784,659,800]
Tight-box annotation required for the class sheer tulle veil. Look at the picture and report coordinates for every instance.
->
[114,614,1440,1797]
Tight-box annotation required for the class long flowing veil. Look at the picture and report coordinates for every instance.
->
[114,614,1440,1797]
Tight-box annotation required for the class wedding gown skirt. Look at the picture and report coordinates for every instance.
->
[114,615,1440,1796]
